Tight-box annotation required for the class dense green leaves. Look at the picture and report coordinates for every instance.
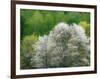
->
[20,9,90,39]
[20,34,38,69]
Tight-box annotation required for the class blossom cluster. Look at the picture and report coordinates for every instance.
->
[31,22,90,68]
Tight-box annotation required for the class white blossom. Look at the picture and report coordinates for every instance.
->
[31,22,90,68]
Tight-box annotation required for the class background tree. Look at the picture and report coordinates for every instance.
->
[79,21,90,37]
[20,34,38,69]
[20,9,90,40]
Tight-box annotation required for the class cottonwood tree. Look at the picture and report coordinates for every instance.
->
[31,22,90,68]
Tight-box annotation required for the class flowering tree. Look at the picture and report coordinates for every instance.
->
[31,35,48,68]
[31,22,90,68]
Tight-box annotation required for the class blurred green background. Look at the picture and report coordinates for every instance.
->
[20,9,90,39]
[20,9,90,69]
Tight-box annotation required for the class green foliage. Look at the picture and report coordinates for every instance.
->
[20,34,38,69]
[65,12,81,24]
[79,21,90,37]
[20,9,90,39]
[20,9,34,39]
[55,12,66,23]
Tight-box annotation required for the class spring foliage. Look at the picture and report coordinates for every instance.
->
[20,34,38,69]
[31,23,90,68]
[21,9,90,39]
